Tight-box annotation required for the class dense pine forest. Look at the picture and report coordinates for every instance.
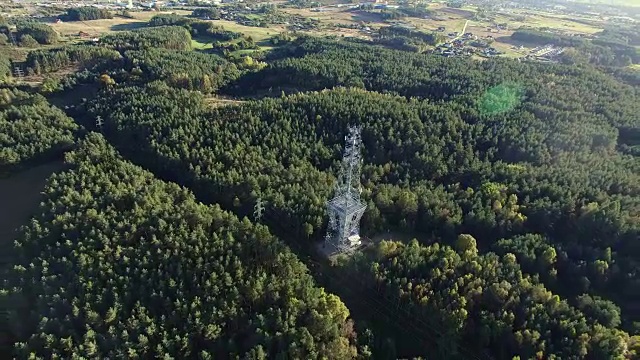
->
[2,23,640,359]
[0,87,77,169]
[100,26,193,52]
[65,7,113,21]
[0,53,10,80]
[25,45,121,75]
[121,49,241,92]
[6,134,356,359]
[354,238,629,359]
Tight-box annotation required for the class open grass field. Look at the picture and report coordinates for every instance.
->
[50,10,190,38]
[283,7,386,28]
[308,26,369,39]
[493,10,604,34]
[52,17,145,37]
[206,19,285,43]
[0,3,31,17]
[571,0,640,6]
[191,38,213,50]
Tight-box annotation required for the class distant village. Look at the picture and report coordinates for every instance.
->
[433,28,503,58]
[32,1,197,11]
[9,0,580,64]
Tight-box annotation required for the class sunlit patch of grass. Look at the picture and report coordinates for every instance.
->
[478,82,525,115]
[191,38,212,50]
[207,20,282,43]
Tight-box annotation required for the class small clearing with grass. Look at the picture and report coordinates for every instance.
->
[206,20,285,43]
[203,95,246,108]
[191,38,213,50]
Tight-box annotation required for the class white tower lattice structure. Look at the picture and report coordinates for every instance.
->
[325,126,366,253]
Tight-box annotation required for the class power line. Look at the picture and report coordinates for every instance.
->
[13,66,24,80]
[253,197,265,223]
[95,116,104,131]
[8,31,18,47]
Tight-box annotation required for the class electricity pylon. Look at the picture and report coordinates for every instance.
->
[254,197,265,223]
[324,125,367,254]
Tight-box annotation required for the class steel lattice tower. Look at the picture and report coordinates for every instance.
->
[325,126,367,253]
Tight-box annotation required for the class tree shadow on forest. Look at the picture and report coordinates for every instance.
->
[349,10,385,23]
[494,35,527,47]
[110,22,147,31]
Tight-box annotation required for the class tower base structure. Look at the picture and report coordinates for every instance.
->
[323,125,367,256]
[324,193,366,253]
[316,235,369,260]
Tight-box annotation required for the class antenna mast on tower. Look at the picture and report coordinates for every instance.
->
[325,125,367,254]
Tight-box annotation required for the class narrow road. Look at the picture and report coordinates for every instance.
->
[453,19,470,41]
